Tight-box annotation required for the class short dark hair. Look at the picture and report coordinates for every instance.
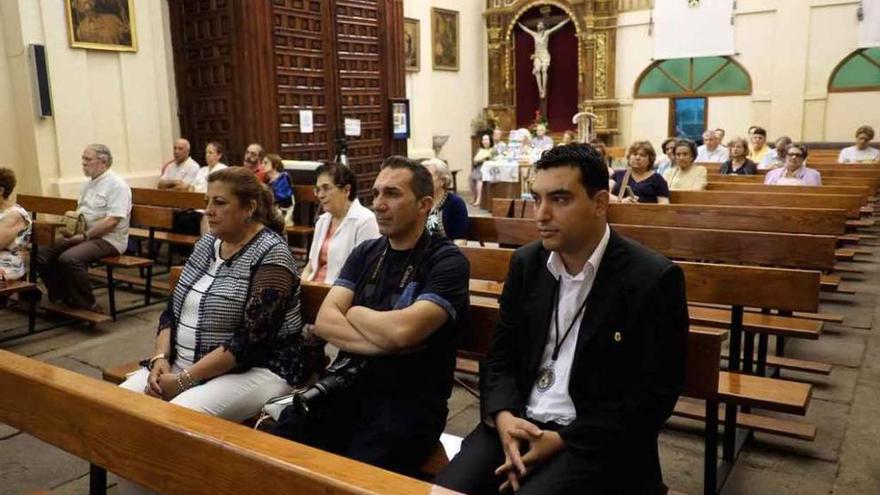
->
[673,138,697,159]
[379,155,434,201]
[752,127,767,137]
[315,162,357,200]
[480,133,494,148]
[208,167,285,234]
[534,143,609,198]
[0,167,16,199]
[661,137,677,154]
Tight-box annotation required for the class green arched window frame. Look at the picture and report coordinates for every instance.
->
[828,48,880,93]
[634,56,752,98]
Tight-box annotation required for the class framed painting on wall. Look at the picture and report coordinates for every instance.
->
[404,18,420,72]
[65,0,138,52]
[431,8,459,71]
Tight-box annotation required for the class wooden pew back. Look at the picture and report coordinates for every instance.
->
[709,173,878,192]
[458,246,820,313]
[130,205,174,230]
[607,203,847,236]
[469,214,838,271]
[668,190,864,218]
[0,349,452,495]
[706,182,870,203]
[131,188,205,210]
[613,224,837,271]
[16,195,77,216]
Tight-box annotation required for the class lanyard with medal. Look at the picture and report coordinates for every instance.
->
[536,275,590,393]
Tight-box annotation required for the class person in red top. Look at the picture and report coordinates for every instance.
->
[242,143,267,182]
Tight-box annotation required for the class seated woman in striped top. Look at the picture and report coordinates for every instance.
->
[117,168,304,494]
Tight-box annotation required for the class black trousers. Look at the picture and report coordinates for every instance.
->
[434,423,608,495]
[270,388,444,478]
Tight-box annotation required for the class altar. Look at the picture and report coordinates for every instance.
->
[479,158,533,210]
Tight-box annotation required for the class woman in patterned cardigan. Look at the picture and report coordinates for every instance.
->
[119,166,303,422]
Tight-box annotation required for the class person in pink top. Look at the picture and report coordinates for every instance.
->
[764,143,822,186]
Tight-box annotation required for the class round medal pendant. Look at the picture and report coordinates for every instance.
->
[536,365,555,393]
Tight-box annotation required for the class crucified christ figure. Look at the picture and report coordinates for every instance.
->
[517,18,570,99]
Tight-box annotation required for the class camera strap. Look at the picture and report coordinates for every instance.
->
[360,229,431,309]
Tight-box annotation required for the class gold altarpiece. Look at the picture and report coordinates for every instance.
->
[483,0,620,138]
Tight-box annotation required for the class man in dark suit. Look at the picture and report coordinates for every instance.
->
[434,143,688,494]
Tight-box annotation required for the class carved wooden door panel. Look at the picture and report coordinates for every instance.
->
[272,0,337,162]
[333,0,389,201]
[168,0,237,165]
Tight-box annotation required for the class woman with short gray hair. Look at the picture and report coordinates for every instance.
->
[422,158,470,240]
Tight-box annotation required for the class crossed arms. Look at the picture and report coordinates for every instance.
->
[314,285,450,355]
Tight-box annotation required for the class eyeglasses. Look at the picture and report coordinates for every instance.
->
[786,153,804,159]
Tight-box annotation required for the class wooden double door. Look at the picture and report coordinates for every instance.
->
[168,0,406,201]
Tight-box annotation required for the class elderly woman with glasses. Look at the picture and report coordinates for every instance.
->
[764,143,822,186]
[302,162,380,284]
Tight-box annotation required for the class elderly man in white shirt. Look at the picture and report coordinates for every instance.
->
[696,129,728,163]
[37,144,132,311]
[158,138,200,190]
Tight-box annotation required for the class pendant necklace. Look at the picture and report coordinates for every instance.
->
[536,276,590,393]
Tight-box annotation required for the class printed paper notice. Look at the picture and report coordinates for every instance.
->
[299,110,313,133]
[344,118,361,137]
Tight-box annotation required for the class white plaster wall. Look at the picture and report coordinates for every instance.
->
[403,0,487,191]
[0,0,179,197]
[615,0,871,145]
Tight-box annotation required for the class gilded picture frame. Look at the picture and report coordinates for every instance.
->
[431,8,459,71]
[65,0,138,52]
[404,18,420,72]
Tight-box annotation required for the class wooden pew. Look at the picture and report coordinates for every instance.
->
[461,238,827,373]
[131,187,205,210]
[288,186,320,253]
[14,195,160,322]
[470,215,843,289]
[668,190,865,219]
[0,280,39,341]
[710,173,879,195]
[706,182,871,204]
[494,198,849,237]
[0,349,458,495]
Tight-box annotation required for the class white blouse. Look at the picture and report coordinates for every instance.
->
[305,199,380,284]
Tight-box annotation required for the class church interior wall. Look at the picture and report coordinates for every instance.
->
[614,0,877,147]
[0,0,179,198]
[403,0,487,185]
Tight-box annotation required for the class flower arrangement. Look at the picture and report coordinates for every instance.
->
[470,111,496,137]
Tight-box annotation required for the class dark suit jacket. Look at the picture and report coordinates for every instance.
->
[480,228,688,494]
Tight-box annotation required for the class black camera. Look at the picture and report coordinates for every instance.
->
[292,354,368,415]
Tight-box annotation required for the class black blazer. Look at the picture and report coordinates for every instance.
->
[480,229,688,493]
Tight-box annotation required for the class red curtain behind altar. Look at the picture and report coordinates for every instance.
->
[514,6,578,132]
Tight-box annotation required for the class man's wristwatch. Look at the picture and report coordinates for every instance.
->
[147,353,167,370]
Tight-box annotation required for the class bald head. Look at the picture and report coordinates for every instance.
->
[173,138,191,163]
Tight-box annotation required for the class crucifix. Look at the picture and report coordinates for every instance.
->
[517,14,570,101]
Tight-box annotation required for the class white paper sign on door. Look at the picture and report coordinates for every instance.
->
[299,110,314,133]
[344,118,361,137]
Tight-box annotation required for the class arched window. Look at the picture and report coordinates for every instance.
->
[828,48,880,92]
[634,56,752,98]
